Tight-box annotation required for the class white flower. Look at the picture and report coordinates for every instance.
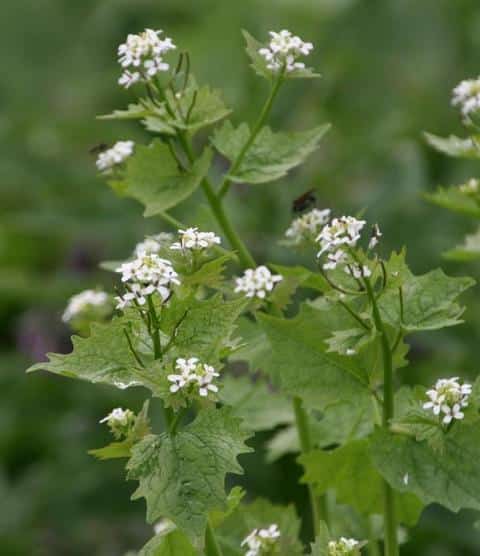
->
[117,28,176,88]
[168,358,220,399]
[234,266,283,300]
[100,407,135,438]
[452,77,480,121]
[259,29,313,74]
[96,140,135,172]
[423,377,472,425]
[284,208,331,245]
[115,252,180,310]
[369,223,382,250]
[459,178,480,195]
[241,524,280,556]
[62,289,109,322]
[328,537,360,555]
[170,227,221,252]
[134,233,174,256]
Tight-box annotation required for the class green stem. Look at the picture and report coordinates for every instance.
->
[205,519,223,556]
[293,396,327,539]
[218,73,284,199]
[178,132,256,269]
[169,408,186,436]
[363,277,398,556]
[366,516,381,556]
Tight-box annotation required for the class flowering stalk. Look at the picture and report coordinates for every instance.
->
[218,70,285,199]
[363,276,398,556]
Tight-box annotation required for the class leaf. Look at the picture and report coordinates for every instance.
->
[258,301,372,411]
[112,141,212,216]
[443,226,480,261]
[98,100,157,121]
[424,132,480,159]
[424,186,480,217]
[370,424,480,513]
[127,408,252,547]
[182,255,233,289]
[212,122,330,184]
[242,30,320,81]
[209,487,246,528]
[90,400,151,460]
[377,268,474,332]
[26,312,161,393]
[219,375,294,431]
[309,522,331,555]
[300,440,423,525]
[216,498,303,556]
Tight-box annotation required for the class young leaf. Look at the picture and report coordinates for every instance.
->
[424,132,480,159]
[138,526,198,556]
[127,408,252,547]
[257,302,371,410]
[111,141,212,216]
[424,186,480,217]
[443,226,480,262]
[370,424,480,513]
[300,440,423,525]
[212,122,330,184]
[219,375,294,431]
[310,522,332,556]
[377,268,474,332]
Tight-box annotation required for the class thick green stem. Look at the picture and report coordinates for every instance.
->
[205,520,223,556]
[366,516,381,556]
[178,132,256,269]
[218,73,284,199]
[293,396,327,539]
[364,278,398,556]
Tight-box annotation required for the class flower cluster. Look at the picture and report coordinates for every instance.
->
[284,208,331,246]
[423,377,472,425]
[168,358,220,399]
[117,28,176,88]
[134,233,174,256]
[459,178,480,195]
[234,266,283,300]
[96,140,134,173]
[62,289,110,323]
[452,77,480,122]
[328,538,361,556]
[315,215,380,279]
[241,524,281,556]
[259,30,313,74]
[115,252,180,310]
[100,407,135,439]
[170,227,221,252]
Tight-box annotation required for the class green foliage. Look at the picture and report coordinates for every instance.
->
[424,132,480,159]
[110,141,212,216]
[424,186,480,217]
[127,408,252,547]
[300,440,423,525]
[138,523,199,556]
[212,122,330,184]
[370,424,480,513]
[378,268,474,333]
[443,226,480,261]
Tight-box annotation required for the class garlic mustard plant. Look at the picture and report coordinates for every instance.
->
[28,23,480,556]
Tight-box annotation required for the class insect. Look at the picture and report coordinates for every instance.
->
[88,143,109,155]
[292,189,316,213]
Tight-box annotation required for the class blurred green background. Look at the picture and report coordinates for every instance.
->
[2,0,480,554]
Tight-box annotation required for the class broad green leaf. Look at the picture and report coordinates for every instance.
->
[424,185,480,217]
[182,255,233,289]
[212,122,330,184]
[271,264,328,292]
[111,141,212,216]
[300,440,423,525]
[217,498,303,556]
[370,424,480,513]
[265,426,299,463]
[424,132,480,159]
[229,317,272,373]
[98,99,158,121]
[219,375,294,431]
[443,226,480,262]
[127,408,252,547]
[90,400,151,460]
[258,301,372,410]
[377,268,474,332]
[26,312,162,392]
[242,30,320,80]
[138,524,199,556]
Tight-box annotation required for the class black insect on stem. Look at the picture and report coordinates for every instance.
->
[292,188,316,213]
